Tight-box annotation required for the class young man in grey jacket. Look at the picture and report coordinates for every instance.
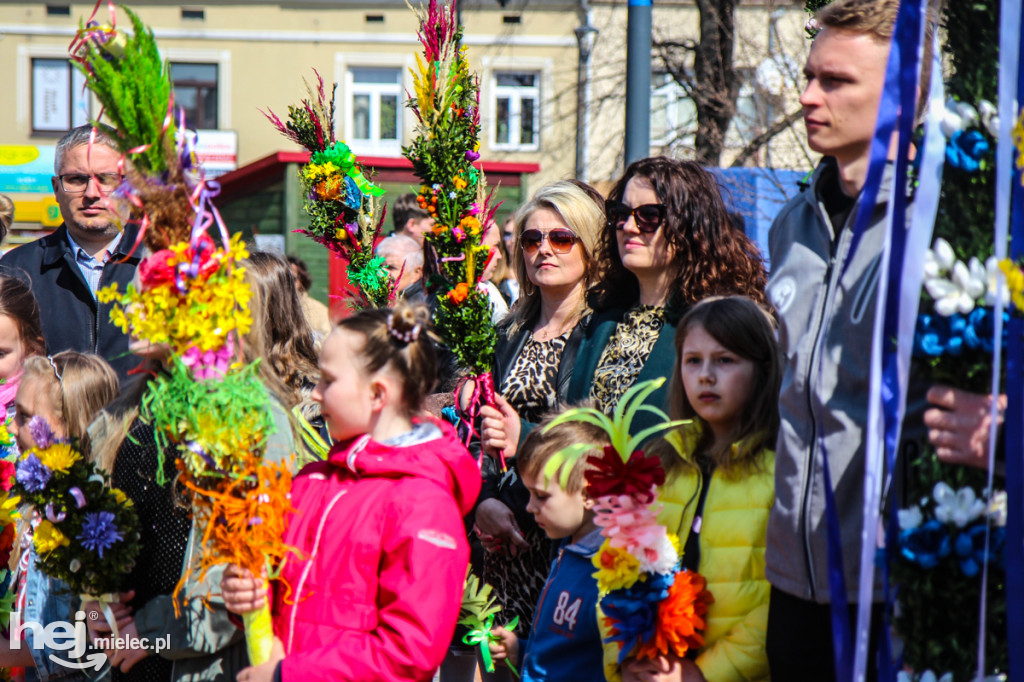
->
[763,0,991,678]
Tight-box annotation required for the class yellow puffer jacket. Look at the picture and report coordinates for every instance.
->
[603,431,774,682]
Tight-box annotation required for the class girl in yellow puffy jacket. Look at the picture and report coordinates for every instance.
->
[619,296,781,682]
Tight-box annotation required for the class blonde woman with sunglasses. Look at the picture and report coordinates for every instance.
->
[464,180,603,680]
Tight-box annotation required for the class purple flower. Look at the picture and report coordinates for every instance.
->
[465,150,481,162]
[28,416,57,449]
[78,511,123,559]
[16,453,52,492]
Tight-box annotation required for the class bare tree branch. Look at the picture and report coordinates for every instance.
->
[729,107,804,167]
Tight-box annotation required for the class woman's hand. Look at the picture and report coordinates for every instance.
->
[107,621,150,672]
[221,564,267,615]
[474,499,529,556]
[488,626,520,668]
[83,590,135,639]
[480,395,522,459]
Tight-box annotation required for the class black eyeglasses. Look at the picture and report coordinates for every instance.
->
[57,173,124,194]
[605,200,666,233]
[520,228,578,254]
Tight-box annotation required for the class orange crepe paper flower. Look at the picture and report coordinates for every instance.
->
[634,569,714,661]
[448,282,470,304]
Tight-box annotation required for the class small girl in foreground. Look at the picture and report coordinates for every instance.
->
[0,276,46,417]
[621,296,780,682]
[222,301,481,682]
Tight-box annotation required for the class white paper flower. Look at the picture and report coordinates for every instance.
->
[925,259,983,316]
[988,490,1007,527]
[979,99,999,137]
[636,528,678,575]
[940,109,964,138]
[984,255,1010,305]
[897,505,923,530]
[956,101,979,128]
[933,482,987,528]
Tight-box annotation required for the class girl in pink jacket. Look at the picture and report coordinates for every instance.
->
[222,301,481,682]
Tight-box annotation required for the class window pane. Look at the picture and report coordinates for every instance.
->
[351,67,400,84]
[495,97,510,144]
[380,94,398,140]
[496,73,535,88]
[32,58,71,131]
[201,87,218,129]
[520,97,536,145]
[171,62,217,82]
[651,94,669,141]
[175,86,199,129]
[353,94,371,139]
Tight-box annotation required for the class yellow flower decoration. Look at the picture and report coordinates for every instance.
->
[35,444,80,474]
[0,493,20,527]
[34,520,70,555]
[591,539,641,593]
[99,233,253,355]
[459,216,481,235]
[453,176,468,191]
[1013,108,1024,176]
[999,259,1024,311]
[112,488,131,506]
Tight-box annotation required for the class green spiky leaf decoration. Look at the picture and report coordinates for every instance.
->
[542,378,690,489]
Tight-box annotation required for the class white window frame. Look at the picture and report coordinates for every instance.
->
[336,53,414,157]
[17,45,93,133]
[159,48,232,129]
[480,56,551,155]
[490,71,540,152]
[649,73,698,151]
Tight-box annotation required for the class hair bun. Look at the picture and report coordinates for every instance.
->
[387,300,430,346]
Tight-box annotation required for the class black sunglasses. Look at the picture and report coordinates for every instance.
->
[605,200,666,233]
[520,228,578,254]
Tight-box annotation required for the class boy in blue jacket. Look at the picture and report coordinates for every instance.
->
[490,417,609,681]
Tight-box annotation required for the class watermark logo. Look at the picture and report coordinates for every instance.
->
[8,610,170,670]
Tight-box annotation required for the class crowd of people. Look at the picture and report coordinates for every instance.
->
[0,0,999,680]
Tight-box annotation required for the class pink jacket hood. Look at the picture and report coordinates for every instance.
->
[326,418,480,516]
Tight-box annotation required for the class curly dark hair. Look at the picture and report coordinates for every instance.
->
[592,157,767,318]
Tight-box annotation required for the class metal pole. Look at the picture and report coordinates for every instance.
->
[624,0,652,166]
[574,5,597,180]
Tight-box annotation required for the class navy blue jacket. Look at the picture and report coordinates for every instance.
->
[521,528,604,681]
[1,224,142,386]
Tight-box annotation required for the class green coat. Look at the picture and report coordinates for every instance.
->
[565,306,680,436]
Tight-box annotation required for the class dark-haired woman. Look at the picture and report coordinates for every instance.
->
[568,156,767,434]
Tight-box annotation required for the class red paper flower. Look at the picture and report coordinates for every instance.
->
[0,523,14,565]
[635,569,713,661]
[585,447,666,502]
[139,248,176,289]
[0,460,13,491]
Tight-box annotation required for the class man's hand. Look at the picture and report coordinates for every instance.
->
[473,499,529,556]
[925,385,1006,469]
[107,621,150,672]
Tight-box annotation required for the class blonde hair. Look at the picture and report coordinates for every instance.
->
[517,413,610,494]
[22,352,119,456]
[0,195,13,242]
[505,181,604,336]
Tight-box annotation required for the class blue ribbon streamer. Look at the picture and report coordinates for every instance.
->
[1000,0,1024,678]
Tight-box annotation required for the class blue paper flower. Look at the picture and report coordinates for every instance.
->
[962,307,1008,352]
[945,130,990,172]
[954,524,1006,576]
[16,453,52,492]
[898,520,951,569]
[602,571,675,663]
[27,416,57,450]
[78,511,123,558]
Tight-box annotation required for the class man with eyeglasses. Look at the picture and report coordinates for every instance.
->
[1,124,141,385]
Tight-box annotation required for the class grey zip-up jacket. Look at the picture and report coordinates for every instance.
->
[765,159,925,604]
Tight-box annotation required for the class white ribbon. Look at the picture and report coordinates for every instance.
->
[977,0,1021,677]
[82,592,120,641]
[853,8,945,680]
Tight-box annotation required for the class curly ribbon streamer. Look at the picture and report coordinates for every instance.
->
[44,503,65,524]
[82,592,120,641]
[453,372,505,471]
[68,487,87,509]
[310,142,385,198]
[242,598,274,666]
[461,614,519,677]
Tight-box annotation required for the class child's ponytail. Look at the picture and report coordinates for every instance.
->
[336,300,438,414]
